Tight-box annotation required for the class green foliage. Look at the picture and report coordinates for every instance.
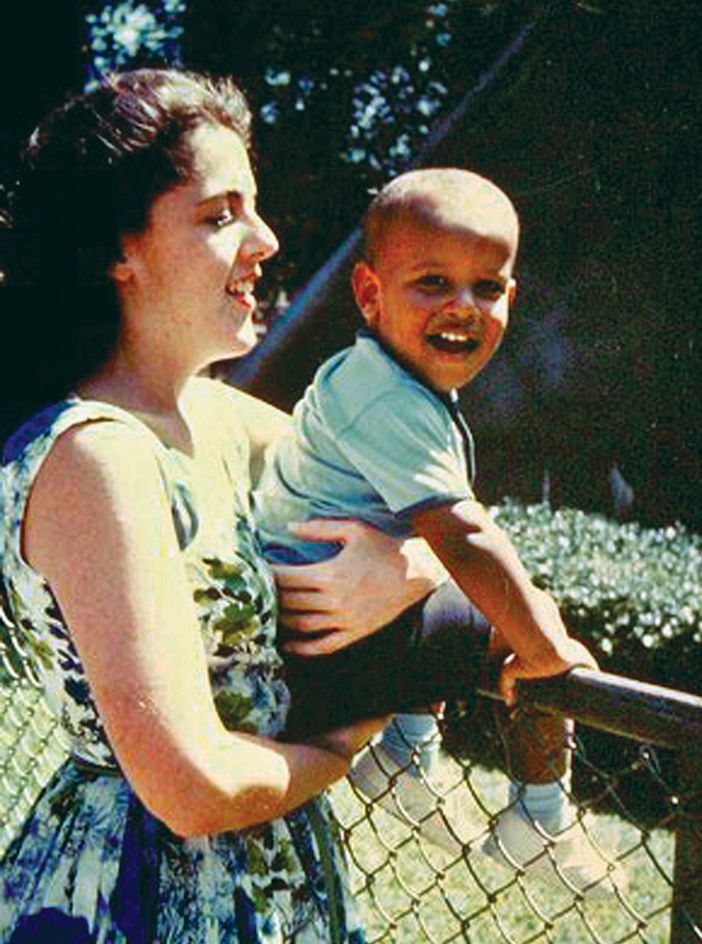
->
[85,0,185,84]
[255,0,467,175]
[492,501,702,693]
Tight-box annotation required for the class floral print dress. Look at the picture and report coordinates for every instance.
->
[0,385,365,944]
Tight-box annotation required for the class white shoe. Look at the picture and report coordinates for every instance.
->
[348,745,463,856]
[481,806,627,899]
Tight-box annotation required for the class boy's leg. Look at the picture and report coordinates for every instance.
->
[476,630,625,894]
[348,713,440,801]
[416,590,624,893]
[281,580,488,740]
[420,588,577,843]
[500,708,571,783]
[378,713,440,775]
[485,626,572,823]
[347,584,488,855]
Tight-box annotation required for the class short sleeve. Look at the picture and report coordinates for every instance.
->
[335,383,473,517]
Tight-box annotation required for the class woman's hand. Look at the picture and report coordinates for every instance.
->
[272,519,447,655]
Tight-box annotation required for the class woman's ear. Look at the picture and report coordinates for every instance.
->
[108,235,139,284]
[352,261,382,326]
[109,257,132,284]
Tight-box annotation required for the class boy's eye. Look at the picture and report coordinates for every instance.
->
[415,275,450,292]
[474,280,505,300]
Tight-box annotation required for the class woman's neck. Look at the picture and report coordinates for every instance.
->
[77,352,197,454]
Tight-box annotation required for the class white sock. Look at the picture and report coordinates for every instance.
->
[509,777,571,835]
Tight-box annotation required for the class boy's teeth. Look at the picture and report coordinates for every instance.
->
[435,331,477,344]
[427,330,480,354]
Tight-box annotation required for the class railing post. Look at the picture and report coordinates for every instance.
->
[671,745,702,942]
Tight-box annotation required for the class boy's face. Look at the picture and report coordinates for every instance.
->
[353,213,516,393]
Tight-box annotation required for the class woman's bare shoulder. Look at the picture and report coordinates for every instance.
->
[194,377,289,422]
[190,377,290,453]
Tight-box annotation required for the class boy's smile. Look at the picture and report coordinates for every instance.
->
[353,212,517,393]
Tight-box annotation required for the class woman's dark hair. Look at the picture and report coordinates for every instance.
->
[0,68,251,445]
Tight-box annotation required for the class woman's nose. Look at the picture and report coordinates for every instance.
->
[245,212,279,263]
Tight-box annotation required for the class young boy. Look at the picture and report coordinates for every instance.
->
[256,169,615,893]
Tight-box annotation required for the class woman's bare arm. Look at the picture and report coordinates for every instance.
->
[224,385,291,485]
[23,422,375,837]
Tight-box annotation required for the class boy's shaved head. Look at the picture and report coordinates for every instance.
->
[353,166,519,393]
[362,168,519,267]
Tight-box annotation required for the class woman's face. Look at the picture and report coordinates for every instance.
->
[117,123,278,370]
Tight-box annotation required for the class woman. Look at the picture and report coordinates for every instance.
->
[0,69,437,943]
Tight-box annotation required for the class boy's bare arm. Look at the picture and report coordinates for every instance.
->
[411,499,596,703]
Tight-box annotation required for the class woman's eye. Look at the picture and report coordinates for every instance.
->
[207,209,235,229]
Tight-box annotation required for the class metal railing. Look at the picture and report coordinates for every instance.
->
[520,668,702,941]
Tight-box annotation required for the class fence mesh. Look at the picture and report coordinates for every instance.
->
[331,710,679,944]
[1,620,700,943]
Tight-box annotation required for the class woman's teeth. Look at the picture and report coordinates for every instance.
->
[229,279,254,296]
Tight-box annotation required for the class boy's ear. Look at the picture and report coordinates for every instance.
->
[352,261,381,326]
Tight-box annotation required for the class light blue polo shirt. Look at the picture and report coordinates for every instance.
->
[254,332,474,562]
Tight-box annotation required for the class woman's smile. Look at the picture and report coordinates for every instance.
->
[227,271,261,313]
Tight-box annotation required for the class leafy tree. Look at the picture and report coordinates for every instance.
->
[85,0,185,87]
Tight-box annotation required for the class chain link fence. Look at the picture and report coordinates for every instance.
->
[330,673,702,944]
[2,612,702,943]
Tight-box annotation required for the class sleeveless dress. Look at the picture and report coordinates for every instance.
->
[0,385,365,944]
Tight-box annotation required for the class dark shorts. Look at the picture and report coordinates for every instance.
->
[282,581,491,740]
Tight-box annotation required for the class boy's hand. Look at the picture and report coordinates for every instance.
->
[498,638,598,707]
